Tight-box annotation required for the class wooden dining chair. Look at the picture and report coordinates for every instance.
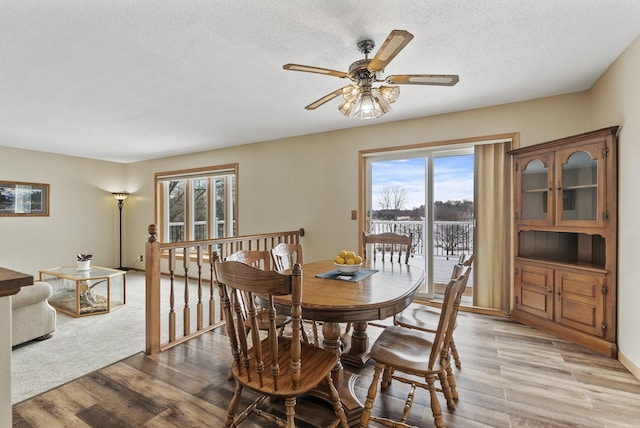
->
[271,242,319,341]
[359,271,470,428]
[357,231,413,331]
[213,255,348,428]
[362,231,413,264]
[271,242,303,271]
[225,249,307,342]
[394,254,474,370]
[225,248,272,270]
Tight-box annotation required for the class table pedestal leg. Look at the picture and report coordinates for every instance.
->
[311,321,363,426]
[341,321,372,367]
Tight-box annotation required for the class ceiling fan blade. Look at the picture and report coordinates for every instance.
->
[304,86,351,110]
[368,30,414,72]
[283,63,349,79]
[385,74,460,86]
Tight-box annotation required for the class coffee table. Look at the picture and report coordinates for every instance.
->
[39,266,126,317]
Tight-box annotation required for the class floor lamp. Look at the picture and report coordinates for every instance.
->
[112,192,129,271]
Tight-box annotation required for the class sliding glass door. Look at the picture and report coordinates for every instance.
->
[432,150,474,303]
[365,148,474,301]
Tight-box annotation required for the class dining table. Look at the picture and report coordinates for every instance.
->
[271,258,425,425]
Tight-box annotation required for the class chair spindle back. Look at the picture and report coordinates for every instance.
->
[214,254,303,391]
[362,232,413,264]
[271,243,303,271]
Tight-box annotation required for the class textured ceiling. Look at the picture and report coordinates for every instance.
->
[2,1,640,163]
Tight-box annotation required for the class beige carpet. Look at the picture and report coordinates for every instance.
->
[11,270,147,404]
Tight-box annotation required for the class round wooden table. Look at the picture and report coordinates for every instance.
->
[272,259,425,424]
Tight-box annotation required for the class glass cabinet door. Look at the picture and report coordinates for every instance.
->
[516,153,554,225]
[555,142,605,227]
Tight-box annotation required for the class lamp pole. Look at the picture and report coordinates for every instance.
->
[112,192,129,271]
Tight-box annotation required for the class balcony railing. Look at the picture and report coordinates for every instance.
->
[370,220,474,257]
[370,220,474,301]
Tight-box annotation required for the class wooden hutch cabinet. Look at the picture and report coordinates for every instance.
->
[510,126,618,357]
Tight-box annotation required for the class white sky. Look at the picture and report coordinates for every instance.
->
[371,155,474,210]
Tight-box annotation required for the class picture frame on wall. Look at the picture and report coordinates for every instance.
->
[0,181,50,216]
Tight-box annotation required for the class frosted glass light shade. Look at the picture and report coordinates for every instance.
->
[354,91,383,120]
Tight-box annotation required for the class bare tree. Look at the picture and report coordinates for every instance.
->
[377,185,408,220]
[434,223,470,259]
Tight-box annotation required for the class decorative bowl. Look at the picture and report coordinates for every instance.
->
[334,263,361,275]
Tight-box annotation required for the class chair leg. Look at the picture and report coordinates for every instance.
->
[438,369,455,410]
[426,375,445,428]
[381,366,394,390]
[359,363,383,427]
[312,320,319,341]
[325,372,349,427]
[284,396,296,428]
[400,383,416,424]
[224,382,243,427]
[450,337,462,369]
[446,361,459,402]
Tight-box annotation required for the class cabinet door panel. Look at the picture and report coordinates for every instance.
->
[515,262,553,320]
[555,141,606,228]
[555,269,604,336]
[514,153,554,226]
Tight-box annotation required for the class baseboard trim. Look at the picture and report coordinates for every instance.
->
[619,351,640,382]
[510,309,617,358]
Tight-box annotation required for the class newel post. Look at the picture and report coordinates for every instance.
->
[145,224,161,355]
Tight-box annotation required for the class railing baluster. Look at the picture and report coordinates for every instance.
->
[209,245,215,326]
[183,247,190,336]
[196,246,203,331]
[169,249,176,343]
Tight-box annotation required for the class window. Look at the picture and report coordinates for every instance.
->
[155,164,237,243]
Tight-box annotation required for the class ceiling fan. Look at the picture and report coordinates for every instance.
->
[283,29,459,120]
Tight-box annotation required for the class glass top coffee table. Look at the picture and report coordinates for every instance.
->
[39,266,126,317]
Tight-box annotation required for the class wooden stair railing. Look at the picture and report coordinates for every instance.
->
[145,224,305,355]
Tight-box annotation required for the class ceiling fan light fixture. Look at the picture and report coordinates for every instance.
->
[372,88,393,113]
[378,85,400,103]
[342,84,360,103]
[338,99,356,117]
[354,88,388,120]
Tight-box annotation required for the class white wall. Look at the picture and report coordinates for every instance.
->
[0,147,125,276]
[589,34,640,374]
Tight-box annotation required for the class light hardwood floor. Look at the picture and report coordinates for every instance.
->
[12,312,640,427]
